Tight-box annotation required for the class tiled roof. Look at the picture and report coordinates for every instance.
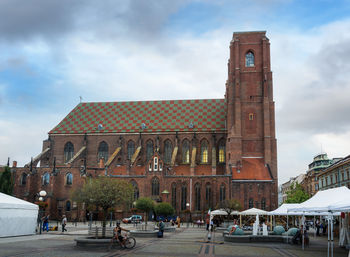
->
[49,99,226,134]
[232,158,273,181]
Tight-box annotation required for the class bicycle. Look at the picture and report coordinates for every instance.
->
[109,232,136,251]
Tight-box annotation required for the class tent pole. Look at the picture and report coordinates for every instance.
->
[331,215,334,257]
[286,214,289,244]
[302,214,305,251]
[313,215,316,238]
[327,217,330,257]
[240,214,242,228]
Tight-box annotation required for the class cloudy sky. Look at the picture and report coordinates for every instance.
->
[1,0,350,184]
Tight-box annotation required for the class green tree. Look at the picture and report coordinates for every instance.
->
[72,177,133,237]
[216,199,242,220]
[135,197,154,230]
[0,166,13,195]
[284,182,310,203]
[154,202,175,217]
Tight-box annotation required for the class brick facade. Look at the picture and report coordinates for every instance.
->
[12,31,278,221]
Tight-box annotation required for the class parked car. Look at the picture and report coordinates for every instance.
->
[122,215,142,224]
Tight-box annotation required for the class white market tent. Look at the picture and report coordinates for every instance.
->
[287,186,350,256]
[0,193,39,237]
[269,203,339,216]
[240,208,268,215]
[288,186,350,213]
[211,209,239,216]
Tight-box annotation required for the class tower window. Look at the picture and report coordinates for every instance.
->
[245,51,255,67]
[249,113,254,120]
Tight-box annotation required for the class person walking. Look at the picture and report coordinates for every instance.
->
[42,215,49,232]
[158,219,165,238]
[62,215,67,232]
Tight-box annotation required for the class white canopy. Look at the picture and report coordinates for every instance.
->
[0,193,39,237]
[269,203,339,216]
[288,186,350,213]
[240,208,268,215]
[210,209,239,216]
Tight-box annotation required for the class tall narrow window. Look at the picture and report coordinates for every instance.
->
[249,198,254,208]
[181,185,187,210]
[146,140,154,161]
[245,51,254,67]
[201,140,209,163]
[66,201,71,212]
[20,173,27,185]
[261,198,266,210]
[249,113,254,120]
[171,183,177,209]
[131,180,139,201]
[182,139,190,164]
[220,184,226,202]
[42,173,50,186]
[164,140,172,164]
[151,177,159,196]
[205,183,212,209]
[127,141,135,160]
[64,142,74,163]
[195,183,201,211]
[66,173,73,185]
[98,141,108,161]
[154,157,158,171]
[218,140,225,163]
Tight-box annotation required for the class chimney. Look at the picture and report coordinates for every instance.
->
[99,158,104,169]
[12,161,17,168]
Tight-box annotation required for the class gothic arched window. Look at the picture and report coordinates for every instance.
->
[151,177,159,196]
[181,184,187,210]
[66,173,73,185]
[171,183,177,209]
[127,141,135,160]
[164,139,172,164]
[201,140,209,163]
[220,184,226,202]
[42,172,50,186]
[245,51,255,67]
[66,200,71,212]
[131,180,139,201]
[20,173,27,185]
[249,198,254,208]
[195,183,201,211]
[146,140,154,161]
[182,139,190,164]
[218,140,225,163]
[64,142,74,163]
[205,183,212,209]
[261,198,266,210]
[98,141,108,161]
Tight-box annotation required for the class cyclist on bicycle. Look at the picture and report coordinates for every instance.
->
[113,221,130,248]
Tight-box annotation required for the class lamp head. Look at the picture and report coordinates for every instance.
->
[39,190,47,197]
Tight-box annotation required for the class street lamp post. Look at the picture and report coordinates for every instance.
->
[186,203,190,228]
[37,190,47,234]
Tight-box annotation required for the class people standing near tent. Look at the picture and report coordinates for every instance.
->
[316,219,320,236]
[62,215,67,232]
[176,216,181,228]
[42,215,49,232]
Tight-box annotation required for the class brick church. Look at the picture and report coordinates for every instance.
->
[12,31,278,220]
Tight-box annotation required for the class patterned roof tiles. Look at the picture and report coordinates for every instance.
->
[49,99,226,134]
